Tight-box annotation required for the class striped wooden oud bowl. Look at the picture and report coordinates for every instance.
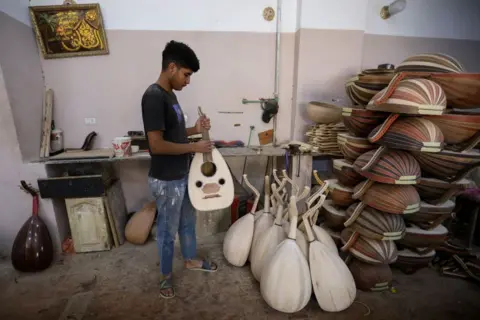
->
[353,149,421,185]
[415,177,471,205]
[347,258,392,292]
[333,159,364,187]
[353,181,421,215]
[368,117,444,153]
[395,53,465,74]
[399,224,448,248]
[337,133,376,161]
[346,77,377,105]
[341,107,389,137]
[387,72,480,109]
[320,199,347,230]
[404,200,455,230]
[344,202,406,241]
[367,78,447,115]
[355,73,394,91]
[423,114,480,144]
[393,248,436,275]
[326,179,355,208]
[340,228,398,264]
[412,149,480,182]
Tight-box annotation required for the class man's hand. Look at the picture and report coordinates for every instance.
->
[192,140,214,153]
[195,115,211,134]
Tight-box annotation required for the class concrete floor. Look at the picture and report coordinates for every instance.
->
[1,235,480,320]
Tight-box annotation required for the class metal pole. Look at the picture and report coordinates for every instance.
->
[272,0,282,147]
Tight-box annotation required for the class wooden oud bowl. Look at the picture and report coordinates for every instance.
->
[306,101,343,124]
[415,177,471,205]
[412,149,480,182]
[391,72,480,109]
[353,181,421,215]
[320,199,347,230]
[404,200,455,230]
[395,53,465,74]
[348,258,392,292]
[346,77,377,105]
[327,179,355,208]
[337,133,376,161]
[340,228,398,265]
[353,149,421,185]
[345,202,406,241]
[399,223,448,248]
[341,106,389,137]
[333,159,364,187]
[368,117,445,153]
[424,113,480,144]
[367,79,447,115]
[393,248,436,275]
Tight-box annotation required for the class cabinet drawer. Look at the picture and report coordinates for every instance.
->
[38,175,114,199]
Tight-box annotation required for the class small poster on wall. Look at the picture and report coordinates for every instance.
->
[29,1,109,59]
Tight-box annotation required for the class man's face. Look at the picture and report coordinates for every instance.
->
[168,63,192,91]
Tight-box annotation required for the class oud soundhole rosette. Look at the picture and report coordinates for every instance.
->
[201,162,217,177]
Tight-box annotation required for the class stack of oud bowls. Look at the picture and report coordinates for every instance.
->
[305,101,346,156]
[325,53,480,289]
[345,65,395,106]
[366,52,480,275]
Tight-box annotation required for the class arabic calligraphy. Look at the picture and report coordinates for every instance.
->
[30,4,109,59]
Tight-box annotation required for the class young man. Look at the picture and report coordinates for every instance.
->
[141,40,218,299]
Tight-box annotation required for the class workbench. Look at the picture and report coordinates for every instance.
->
[36,146,335,252]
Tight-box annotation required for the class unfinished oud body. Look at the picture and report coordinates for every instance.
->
[188,107,234,211]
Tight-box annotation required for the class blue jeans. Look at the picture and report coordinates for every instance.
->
[148,176,197,275]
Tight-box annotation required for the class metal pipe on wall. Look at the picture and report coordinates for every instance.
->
[272,0,282,146]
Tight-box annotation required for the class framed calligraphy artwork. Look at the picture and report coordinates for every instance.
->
[29,3,109,59]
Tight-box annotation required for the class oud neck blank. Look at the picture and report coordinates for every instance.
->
[198,106,213,162]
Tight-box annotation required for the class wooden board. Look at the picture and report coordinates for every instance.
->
[49,148,114,160]
[40,89,53,158]
[258,129,274,145]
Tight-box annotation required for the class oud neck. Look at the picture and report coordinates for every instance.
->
[201,126,213,162]
[198,106,213,162]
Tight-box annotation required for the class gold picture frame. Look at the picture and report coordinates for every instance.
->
[29,2,109,59]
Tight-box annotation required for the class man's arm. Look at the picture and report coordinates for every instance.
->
[142,91,194,155]
[186,126,199,137]
[147,131,195,155]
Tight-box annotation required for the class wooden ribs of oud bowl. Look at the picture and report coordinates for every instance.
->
[188,148,234,211]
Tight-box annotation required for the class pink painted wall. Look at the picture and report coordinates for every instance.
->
[0,12,60,256]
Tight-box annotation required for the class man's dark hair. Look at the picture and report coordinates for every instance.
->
[161,40,200,72]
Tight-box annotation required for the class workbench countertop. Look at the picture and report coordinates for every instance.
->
[35,146,290,165]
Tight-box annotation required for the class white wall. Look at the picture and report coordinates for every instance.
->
[299,0,480,40]
[366,0,480,40]
[30,0,299,32]
[0,64,60,256]
[0,0,31,26]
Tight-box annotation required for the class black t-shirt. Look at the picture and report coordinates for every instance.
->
[141,83,190,181]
